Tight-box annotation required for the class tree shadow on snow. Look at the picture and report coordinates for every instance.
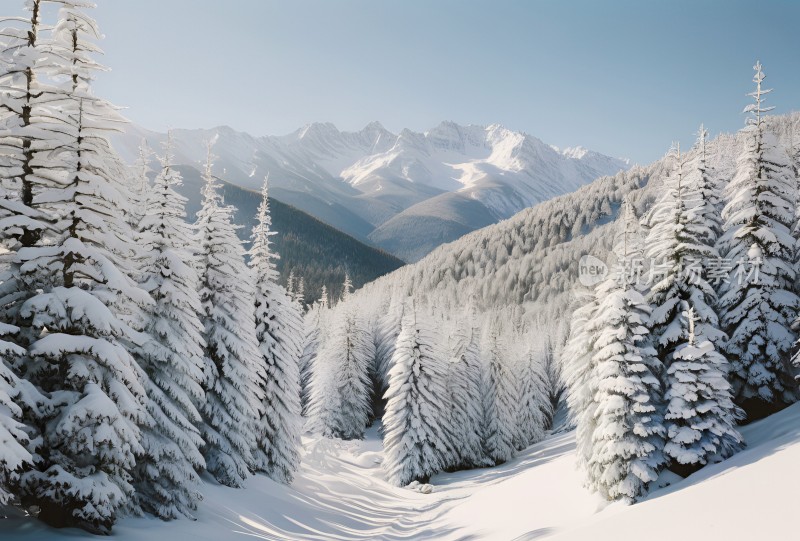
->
[642,402,800,504]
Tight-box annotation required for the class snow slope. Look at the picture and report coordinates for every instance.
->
[3,403,798,540]
[113,122,629,260]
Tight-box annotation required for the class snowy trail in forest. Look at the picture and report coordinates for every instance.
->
[206,424,582,541]
[0,424,585,541]
[3,404,800,540]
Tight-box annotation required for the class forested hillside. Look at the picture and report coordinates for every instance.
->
[2,0,799,537]
[172,166,404,302]
[114,121,629,262]
[298,109,799,499]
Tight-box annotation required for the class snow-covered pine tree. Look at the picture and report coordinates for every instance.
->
[372,291,404,396]
[294,277,305,310]
[306,305,374,440]
[10,2,154,531]
[538,330,564,430]
[481,322,517,465]
[49,0,148,334]
[129,138,152,228]
[644,127,742,472]
[195,142,263,487]
[299,294,326,415]
[0,323,41,506]
[383,306,454,486]
[444,320,485,468]
[664,307,743,476]
[586,201,665,502]
[319,285,329,309]
[719,62,799,419]
[645,139,725,369]
[0,0,54,252]
[133,134,206,519]
[341,273,353,304]
[0,0,59,351]
[562,286,600,469]
[249,176,302,484]
[514,339,551,450]
[692,124,724,214]
[285,269,296,303]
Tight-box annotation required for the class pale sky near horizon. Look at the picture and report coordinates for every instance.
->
[25,0,800,163]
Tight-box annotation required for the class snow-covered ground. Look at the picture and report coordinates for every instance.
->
[3,403,799,540]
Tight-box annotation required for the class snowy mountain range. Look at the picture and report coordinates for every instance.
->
[347,112,800,361]
[113,122,630,261]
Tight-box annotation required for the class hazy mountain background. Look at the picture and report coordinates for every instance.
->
[169,165,403,303]
[114,121,629,262]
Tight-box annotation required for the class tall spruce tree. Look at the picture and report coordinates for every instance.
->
[299,295,326,415]
[133,134,206,519]
[645,141,725,366]
[0,0,54,253]
[586,201,665,502]
[514,340,551,450]
[563,287,600,471]
[249,177,303,484]
[481,323,517,465]
[306,304,374,440]
[341,273,353,304]
[664,308,743,476]
[719,62,799,419]
[444,320,485,468]
[9,2,153,532]
[383,307,453,486]
[195,143,263,487]
[645,128,742,470]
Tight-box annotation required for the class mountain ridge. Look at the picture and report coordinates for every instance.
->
[113,121,630,261]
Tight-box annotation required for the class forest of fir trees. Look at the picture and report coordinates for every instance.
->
[563,61,800,502]
[309,60,800,508]
[3,0,800,536]
[0,1,308,533]
[0,1,557,534]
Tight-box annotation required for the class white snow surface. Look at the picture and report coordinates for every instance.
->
[2,403,799,540]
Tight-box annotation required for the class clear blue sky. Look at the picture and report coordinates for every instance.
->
[78,0,800,163]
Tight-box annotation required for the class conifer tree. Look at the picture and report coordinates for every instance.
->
[563,287,600,469]
[0,0,60,356]
[586,203,665,502]
[645,139,724,369]
[0,323,41,505]
[130,139,152,228]
[294,277,305,310]
[719,62,798,419]
[195,143,263,487]
[664,308,743,476]
[249,177,302,484]
[445,322,486,468]
[306,306,374,440]
[514,340,551,449]
[133,134,206,519]
[0,0,53,252]
[383,307,454,486]
[299,296,326,415]
[341,273,353,303]
[319,285,329,309]
[11,3,152,531]
[481,324,517,465]
[372,292,404,394]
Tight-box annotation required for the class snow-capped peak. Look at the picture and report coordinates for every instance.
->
[560,145,590,160]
